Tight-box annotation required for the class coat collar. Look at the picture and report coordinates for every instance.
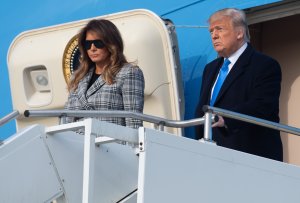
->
[213,43,254,105]
[76,67,106,110]
[86,71,106,97]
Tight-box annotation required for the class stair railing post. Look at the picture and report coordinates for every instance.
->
[203,111,213,142]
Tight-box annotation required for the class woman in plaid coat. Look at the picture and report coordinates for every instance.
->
[64,19,145,129]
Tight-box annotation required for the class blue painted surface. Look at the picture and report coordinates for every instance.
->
[0,0,280,140]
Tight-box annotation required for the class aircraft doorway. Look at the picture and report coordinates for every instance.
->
[247,1,300,165]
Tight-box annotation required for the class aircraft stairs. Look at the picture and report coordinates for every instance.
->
[1,107,300,202]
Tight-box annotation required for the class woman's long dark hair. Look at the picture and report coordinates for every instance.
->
[68,19,128,91]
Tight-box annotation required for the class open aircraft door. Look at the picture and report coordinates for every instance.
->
[7,9,184,135]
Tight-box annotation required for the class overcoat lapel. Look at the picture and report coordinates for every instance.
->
[203,59,224,104]
[77,69,94,110]
[86,76,106,97]
[214,44,254,105]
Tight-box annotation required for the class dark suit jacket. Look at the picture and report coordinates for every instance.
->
[195,43,283,161]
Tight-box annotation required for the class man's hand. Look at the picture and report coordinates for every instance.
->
[212,115,225,128]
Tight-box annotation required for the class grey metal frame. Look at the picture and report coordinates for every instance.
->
[202,105,300,140]
[2,106,300,143]
[0,110,19,127]
[23,109,216,130]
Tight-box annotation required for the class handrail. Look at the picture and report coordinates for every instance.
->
[24,109,217,129]
[10,107,300,137]
[0,110,20,127]
[203,105,300,136]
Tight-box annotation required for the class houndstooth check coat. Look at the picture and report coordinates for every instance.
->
[64,63,145,128]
